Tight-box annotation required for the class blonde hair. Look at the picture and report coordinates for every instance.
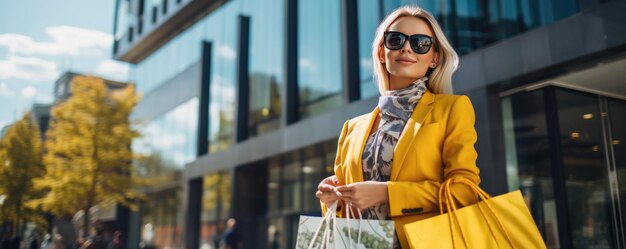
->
[372,5,459,95]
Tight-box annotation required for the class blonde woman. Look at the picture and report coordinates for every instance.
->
[316,5,481,248]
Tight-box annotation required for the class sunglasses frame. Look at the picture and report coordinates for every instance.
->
[383,31,434,54]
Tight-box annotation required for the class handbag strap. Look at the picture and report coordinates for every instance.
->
[308,201,364,249]
[442,178,517,249]
[308,201,338,249]
[444,180,470,248]
[438,178,493,214]
[345,201,363,248]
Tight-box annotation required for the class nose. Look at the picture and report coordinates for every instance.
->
[401,38,413,53]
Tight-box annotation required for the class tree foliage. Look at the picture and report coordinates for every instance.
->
[0,112,46,235]
[30,76,143,236]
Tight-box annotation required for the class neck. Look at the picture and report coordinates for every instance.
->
[388,75,421,90]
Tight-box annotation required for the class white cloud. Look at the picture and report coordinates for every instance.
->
[95,59,129,80]
[298,58,317,72]
[218,45,236,61]
[0,55,59,81]
[0,25,112,56]
[21,85,37,98]
[360,58,373,70]
[0,82,13,96]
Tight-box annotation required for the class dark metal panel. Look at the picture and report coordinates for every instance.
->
[543,87,572,249]
[184,178,203,249]
[236,15,251,142]
[282,0,299,126]
[341,0,360,102]
[197,41,212,156]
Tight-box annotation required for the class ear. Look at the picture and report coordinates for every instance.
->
[378,44,385,63]
[432,51,440,65]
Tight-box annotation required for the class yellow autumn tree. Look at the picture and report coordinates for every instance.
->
[0,113,46,236]
[30,76,143,238]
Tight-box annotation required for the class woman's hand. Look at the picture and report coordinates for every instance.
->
[336,181,389,209]
[315,175,342,207]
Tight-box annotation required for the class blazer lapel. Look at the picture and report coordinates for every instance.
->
[390,90,435,181]
[348,107,379,183]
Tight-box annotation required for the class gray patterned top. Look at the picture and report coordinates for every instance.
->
[361,76,428,248]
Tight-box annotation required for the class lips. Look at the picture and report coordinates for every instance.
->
[395,57,416,64]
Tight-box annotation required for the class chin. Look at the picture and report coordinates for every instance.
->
[390,70,420,79]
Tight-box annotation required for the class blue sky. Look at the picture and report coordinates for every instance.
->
[0,0,129,130]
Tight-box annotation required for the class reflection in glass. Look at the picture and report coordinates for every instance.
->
[132,97,198,185]
[282,157,302,212]
[379,0,579,56]
[502,90,559,248]
[208,1,240,153]
[268,157,281,214]
[608,99,626,235]
[555,89,616,249]
[268,217,285,249]
[265,140,337,248]
[298,0,343,119]
[357,0,381,100]
[242,0,283,137]
[200,170,232,249]
[301,156,324,212]
[140,188,183,249]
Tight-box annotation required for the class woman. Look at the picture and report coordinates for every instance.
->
[315,5,481,249]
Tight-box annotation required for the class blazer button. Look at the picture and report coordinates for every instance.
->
[401,208,424,214]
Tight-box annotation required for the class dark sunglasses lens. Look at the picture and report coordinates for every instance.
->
[410,35,432,54]
[385,33,405,50]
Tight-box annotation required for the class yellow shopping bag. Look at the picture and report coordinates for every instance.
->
[404,178,547,249]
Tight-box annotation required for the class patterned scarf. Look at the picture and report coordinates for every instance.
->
[361,76,428,248]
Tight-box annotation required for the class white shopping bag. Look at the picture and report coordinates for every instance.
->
[295,201,395,249]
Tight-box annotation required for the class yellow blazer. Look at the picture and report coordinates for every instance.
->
[324,90,481,249]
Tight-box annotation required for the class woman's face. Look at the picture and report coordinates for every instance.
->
[380,16,439,83]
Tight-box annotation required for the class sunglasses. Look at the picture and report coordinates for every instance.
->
[384,31,434,54]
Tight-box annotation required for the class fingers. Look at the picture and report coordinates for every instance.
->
[320,175,339,186]
[318,183,334,192]
[320,185,343,197]
[336,184,354,193]
[316,190,340,207]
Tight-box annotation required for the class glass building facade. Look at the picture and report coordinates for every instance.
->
[113,0,625,248]
[503,88,626,249]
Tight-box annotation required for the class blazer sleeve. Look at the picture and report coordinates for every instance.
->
[387,95,481,217]
[321,120,350,217]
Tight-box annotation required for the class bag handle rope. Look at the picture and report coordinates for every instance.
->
[307,201,363,249]
[440,178,517,249]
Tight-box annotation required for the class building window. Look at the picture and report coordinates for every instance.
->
[128,26,134,42]
[199,171,232,249]
[267,140,336,248]
[242,0,284,138]
[378,0,578,55]
[207,3,239,153]
[297,0,343,119]
[502,87,625,248]
[132,98,198,185]
[152,6,158,23]
[162,0,168,15]
[139,188,183,249]
[137,0,145,35]
[357,0,382,100]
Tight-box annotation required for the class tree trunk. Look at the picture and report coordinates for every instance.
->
[83,207,90,239]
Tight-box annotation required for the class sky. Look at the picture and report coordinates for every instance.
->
[0,0,129,130]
